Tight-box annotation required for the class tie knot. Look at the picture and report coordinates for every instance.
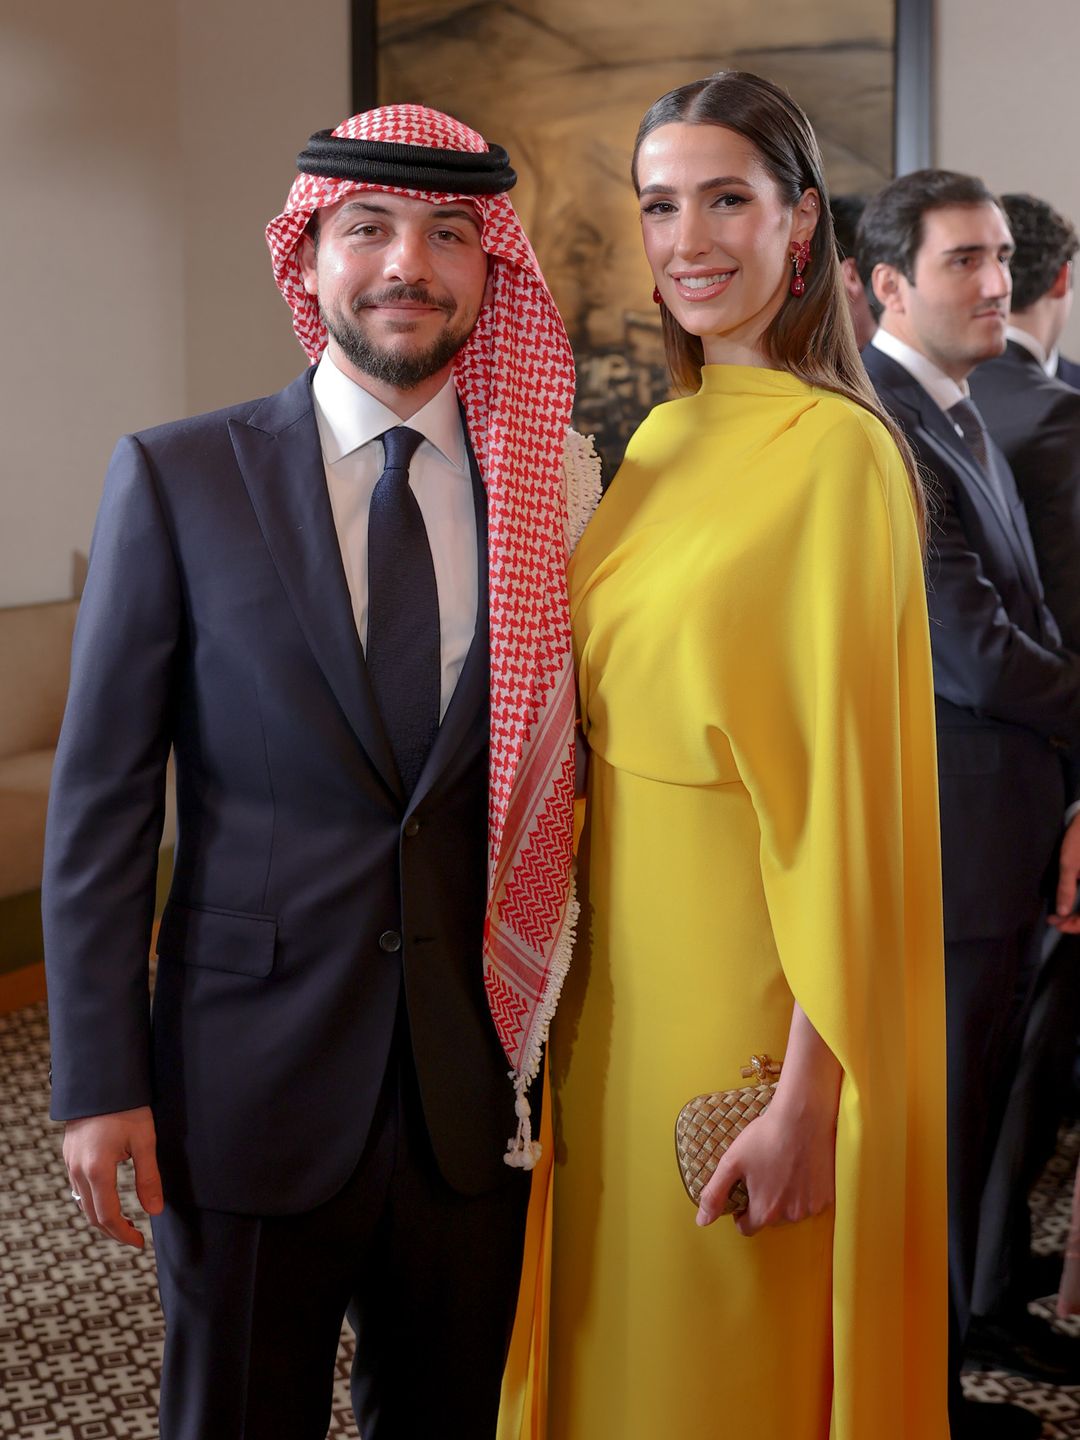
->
[948,397,986,438]
[381,426,424,472]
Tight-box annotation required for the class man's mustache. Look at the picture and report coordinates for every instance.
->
[353,285,456,314]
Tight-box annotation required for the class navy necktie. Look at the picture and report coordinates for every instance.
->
[366,426,440,795]
[947,397,1011,523]
[947,397,990,470]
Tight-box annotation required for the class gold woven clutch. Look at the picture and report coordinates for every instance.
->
[674,1055,782,1214]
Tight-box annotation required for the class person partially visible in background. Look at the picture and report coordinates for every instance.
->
[967,190,1080,1367]
[861,168,1080,1440]
[830,192,877,348]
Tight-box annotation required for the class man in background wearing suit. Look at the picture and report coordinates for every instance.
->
[972,194,1080,649]
[859,170,1080,1440]
[967,190,1080,1360]
[830,193,877,349]
[42,105,592,1440]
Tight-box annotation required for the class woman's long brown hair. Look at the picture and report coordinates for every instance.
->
[633,71,927,543]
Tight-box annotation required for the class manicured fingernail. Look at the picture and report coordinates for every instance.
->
[696,1207,708,1226]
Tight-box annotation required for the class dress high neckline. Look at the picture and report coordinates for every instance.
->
[697,364,814,397]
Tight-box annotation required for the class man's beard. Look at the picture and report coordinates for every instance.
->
[322,285,475,390]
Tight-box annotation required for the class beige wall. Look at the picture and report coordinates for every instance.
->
[936,0,1080,356]
[1,4,183,608]
[0,1,349,607]
[174,0,350,416]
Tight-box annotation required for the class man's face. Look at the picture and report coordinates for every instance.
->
[875,203,1013,381]
[298,191,490,392]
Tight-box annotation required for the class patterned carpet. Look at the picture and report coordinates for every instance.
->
[2,994,1079,1438]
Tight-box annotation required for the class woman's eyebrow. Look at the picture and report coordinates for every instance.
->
[638,175,751,198]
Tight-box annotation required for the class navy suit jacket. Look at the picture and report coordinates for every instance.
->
[43,371,519,1214]
[1055,352,1080,390]
[971,341,1080,650]
[863,346,1080,941]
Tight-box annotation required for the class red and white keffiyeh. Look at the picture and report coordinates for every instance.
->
[266,105,577,1166]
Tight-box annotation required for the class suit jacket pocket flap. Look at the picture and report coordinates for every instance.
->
[156,902,277,977]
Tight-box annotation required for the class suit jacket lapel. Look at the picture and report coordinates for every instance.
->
[985,438,1045,601]
[975,345,1055,613]
[917,392,1045,602]
[867,350,1045,605]
[230,372,404,804]
[408,429,489,814]
[919,392,1009,525]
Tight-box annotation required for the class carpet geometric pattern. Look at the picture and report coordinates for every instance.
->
[2,995,1079,1437]
[0,999,360,1439]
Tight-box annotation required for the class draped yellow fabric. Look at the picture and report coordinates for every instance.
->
[522,366,949,1438]
[497,1065,552,1440]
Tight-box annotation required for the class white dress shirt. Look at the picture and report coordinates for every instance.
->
[312,351,479,721]
[871,327,971,413]
[1006,324,1052,373]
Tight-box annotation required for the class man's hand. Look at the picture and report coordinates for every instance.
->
[1048,813,1080,936]
[63,1106,164,1248]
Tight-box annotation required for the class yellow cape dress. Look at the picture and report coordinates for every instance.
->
[503,364,949,1439]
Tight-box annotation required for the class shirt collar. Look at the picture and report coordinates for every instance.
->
[1006,324,1051,372]
[311,350,467,472]
[871,327,970,412]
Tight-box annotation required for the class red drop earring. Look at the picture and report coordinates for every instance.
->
[789,240,811,296]
[652,286,662,305]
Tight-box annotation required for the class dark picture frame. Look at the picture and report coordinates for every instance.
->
[893,0,934,174]
[351,1,377,116]
[351,0,933,172]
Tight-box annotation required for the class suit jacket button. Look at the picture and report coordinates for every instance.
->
[404,818,421,837]
[379,929,402,953]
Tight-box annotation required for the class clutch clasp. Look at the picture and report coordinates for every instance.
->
[740,1053,782,1083]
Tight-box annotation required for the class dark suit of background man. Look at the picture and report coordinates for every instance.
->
[968,192,1080,1356]
[973,194,1080,649]
[42,105,588,1440]
[859,170,1080,1440]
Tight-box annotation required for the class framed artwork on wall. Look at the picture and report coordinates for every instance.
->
[350,0,933,477]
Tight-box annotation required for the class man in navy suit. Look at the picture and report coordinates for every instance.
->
[972,193,1080,648]
[967,190,1080,1348]
[859,170,1080,1440]
[42,106,586,1440]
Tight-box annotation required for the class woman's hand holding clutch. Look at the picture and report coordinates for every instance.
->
[696,1001,841,1236]
[695,1091,837,1237]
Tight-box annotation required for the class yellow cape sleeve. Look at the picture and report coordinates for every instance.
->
[721,415,949,1438]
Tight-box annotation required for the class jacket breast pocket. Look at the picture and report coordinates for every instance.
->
[156,901,277,977]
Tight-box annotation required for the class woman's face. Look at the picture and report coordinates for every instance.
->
[636,121,818,366]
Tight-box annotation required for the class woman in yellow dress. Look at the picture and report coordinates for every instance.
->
[548,72,949,1438]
